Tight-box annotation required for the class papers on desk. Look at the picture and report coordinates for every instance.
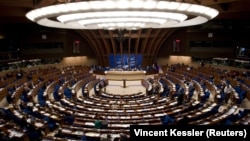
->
[140,102,152,106]
[196,112,202,115]
[68,103,74,107]
[130,104,138,107]
[76,105,84,109]
[201,122,210,125]
[123,105,131,108]
[117,101,125,104]
[211,118,218,122]
[241,121,248,125]
[107,108,123,112]
[86,132,100,137]
[47,103,53,107]
[138,122,149,125]
[13,110,19,115]
[241,118,250,125]
[137,100,143,102]
[192,101,199,105]
[202,108,211,113]
[101,93,113,97]
[116,110,124,113]
[108,109,119,112]
[35,122,44,127]
[211,103,217,107]
[120,116,130,119]
[108,116,119,119]
[220,114,228,118]
[28,91,32,96]
[52,104,59,109]
[158,98,167,103]
[59,107,66,111]
[76,113,85,116]
[8,129,24,138]
[156,106,164,109]
[109,101,117,104]
[154,113,165,117]
[172,109,181,113]
[96,103,102,106]
[78,97,84,101]
[128,101,136,103]
[137,109,149,112]
[170,101,177,106]
[126,110,135,112]
[84,100,94,104]
[110,124,130,128]
[62,128,72,133]
[74,130,84,135]
[92,108,104,112]
[13,110,23,119]
[85,122,94,126]
[131,116,139,119]
[51,115,58,119]
[44,113,51,117]
[27,102,33,106]
[92,97,100,101]
[143,115,152,118]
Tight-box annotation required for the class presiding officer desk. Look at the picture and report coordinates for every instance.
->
[104,70,146,80]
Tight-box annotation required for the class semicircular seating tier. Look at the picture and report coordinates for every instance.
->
[0,64,250,141]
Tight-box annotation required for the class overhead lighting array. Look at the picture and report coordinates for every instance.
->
[26,0,219,30]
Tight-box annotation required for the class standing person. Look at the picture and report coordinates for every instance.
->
[94,114,102,129]
[119,133,129,141]
[160,114,175,125]
[223,82,233,104]
[80,132,87,141]
[101,116,109,129]
[64,111,75,125]
[177,92,185,105]
[100,134,112,141]
[201,59,205,67]
[153,62,159,71]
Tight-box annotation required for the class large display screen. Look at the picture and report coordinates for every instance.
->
[236,46,250,59]
[108,54,143,69]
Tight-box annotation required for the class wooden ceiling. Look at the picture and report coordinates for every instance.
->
[0,0,250,66]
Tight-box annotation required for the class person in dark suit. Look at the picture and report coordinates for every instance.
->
[160,115,175,125]
[80,132,87,141]
[63,112,75,125]
[177,92,185,105]
[177,115,189,125]
[94,114,102,129]
[119,133,129,141]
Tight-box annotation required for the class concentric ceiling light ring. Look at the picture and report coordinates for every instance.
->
[26,0,219,30]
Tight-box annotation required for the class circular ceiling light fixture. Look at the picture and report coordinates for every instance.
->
[26,0,219,30]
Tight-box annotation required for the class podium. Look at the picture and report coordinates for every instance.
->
[123,79,126,88]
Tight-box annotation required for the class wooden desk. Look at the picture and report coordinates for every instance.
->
[105,71,146,80]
